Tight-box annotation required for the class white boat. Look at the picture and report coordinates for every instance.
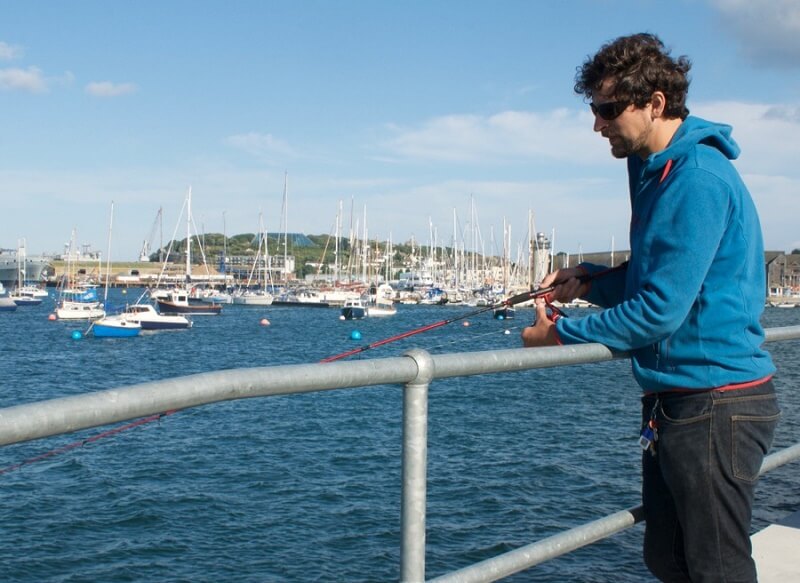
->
[272,289,330,308]
[56,288,105,320]
[56,300,106,320]
[232,289,274,305]
[9,286,44,306]
[367,301,397,317]
[54,230,106,320]
[365,283,397,317]
[124,303,192,330]
[201,291,233,304]
[17,284,48,298]
[317,288,362,307]
[0,283,17,312]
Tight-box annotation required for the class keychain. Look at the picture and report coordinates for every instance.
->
[639,400,659,456]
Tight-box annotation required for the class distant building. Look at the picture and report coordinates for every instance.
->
[766,252,800,297]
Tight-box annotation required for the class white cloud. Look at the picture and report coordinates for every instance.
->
[225,132,297,161]
[0,66,47,92]
[380,108,606,166]
[0,41,23,61]
[85,81,137,97]
[692,101,800,175]
[711,0,800,67]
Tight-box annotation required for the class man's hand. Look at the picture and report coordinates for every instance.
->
[539,268,588,304]
[521,298,560,347]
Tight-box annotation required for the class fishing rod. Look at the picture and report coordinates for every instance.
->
[321,277,590,363]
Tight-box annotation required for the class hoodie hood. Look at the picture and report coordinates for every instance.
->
[654,115,741,166]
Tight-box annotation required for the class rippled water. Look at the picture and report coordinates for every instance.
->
[1,290,798,582]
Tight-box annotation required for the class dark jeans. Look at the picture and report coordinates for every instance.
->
[641,380,780,582]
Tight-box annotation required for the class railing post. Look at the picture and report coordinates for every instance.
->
[401,349,435,583]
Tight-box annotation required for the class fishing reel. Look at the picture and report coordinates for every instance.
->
[532,292,567,324]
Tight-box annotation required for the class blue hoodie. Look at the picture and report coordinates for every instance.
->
[556,116,775,392]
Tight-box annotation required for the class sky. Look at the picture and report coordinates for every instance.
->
[2,0,800,261]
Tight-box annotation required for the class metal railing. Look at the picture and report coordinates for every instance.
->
[2,325,800,582]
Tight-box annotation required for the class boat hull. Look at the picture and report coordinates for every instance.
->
[56,303,105,320]
[0,297,17,311]
[272,300,330,308]
[157,300,222,315]
[232,293,274,305]
[341,306,366,320]
[11,296,43,306]
[367,305,397,317]
[93,322,141,338]
[493,307,515,320]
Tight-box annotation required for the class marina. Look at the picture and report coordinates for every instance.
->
[0,290,798,581]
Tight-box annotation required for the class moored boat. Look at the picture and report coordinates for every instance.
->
[9,288,44,306]
[92,314,142,338]
[365,283,397,317]
[272,289,330,308]
[232,289,274,305]
[492,305,515,320]
[341,297,367,320]
[55,288,105,320]
[156,289,222,315]
[124,303,192,330]
[0,283,17,311]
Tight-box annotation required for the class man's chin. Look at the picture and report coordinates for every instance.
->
[610,146,627,159]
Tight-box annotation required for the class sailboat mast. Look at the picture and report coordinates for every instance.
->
[335,200,342,284]
[281,172,288,282]
[104,201,114,304]
[186,187,192,282]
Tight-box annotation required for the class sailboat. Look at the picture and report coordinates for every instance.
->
[9,240,45,306]
[55,230,106,321]
[232,214,274,306]
[155,187,222,316]
[492,220,515,320]
[92,202,142,338]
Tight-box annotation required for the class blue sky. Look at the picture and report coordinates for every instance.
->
[2,0,800,261]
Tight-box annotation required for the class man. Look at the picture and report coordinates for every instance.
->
[522,33,780,582]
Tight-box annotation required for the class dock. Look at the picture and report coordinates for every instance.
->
[753,509,800,580]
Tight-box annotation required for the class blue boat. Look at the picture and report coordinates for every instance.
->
[92,314,141,338]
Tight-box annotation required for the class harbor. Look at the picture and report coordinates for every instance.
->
[0,290,798,581]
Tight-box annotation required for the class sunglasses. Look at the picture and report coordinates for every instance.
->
[590,100,629,121]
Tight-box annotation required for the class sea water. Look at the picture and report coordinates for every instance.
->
[0,289,798,582]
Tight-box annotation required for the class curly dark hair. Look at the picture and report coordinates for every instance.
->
[574,33,691,120]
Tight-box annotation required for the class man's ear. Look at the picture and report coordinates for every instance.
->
[650,91,667,119]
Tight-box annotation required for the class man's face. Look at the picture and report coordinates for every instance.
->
[591,79,654,160]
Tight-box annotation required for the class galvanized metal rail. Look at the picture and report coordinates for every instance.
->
[1,325,799,582]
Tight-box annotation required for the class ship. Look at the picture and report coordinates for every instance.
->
[0,248,50,288]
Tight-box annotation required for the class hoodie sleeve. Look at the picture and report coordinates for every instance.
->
[578,262,627,308]
[556,165,731,351]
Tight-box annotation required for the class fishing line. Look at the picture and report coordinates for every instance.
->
[0,410,178,475]
[321,264,624,363]
[1,264,624,474]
